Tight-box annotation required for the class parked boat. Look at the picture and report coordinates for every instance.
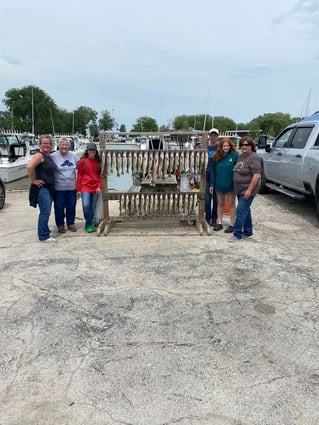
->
[0,131,38,183]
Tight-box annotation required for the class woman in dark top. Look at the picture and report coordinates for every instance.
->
[229,136,261,243]
[27,135,57,242]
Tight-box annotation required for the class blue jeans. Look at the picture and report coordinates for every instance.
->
[37,187,53,241]
[205,173,217,223]
[233,193,255,239]
[54,190,77,227]
[81,191,98,227]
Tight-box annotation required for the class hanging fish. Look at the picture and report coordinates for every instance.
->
[164,194,169,213]
[135,194,140,214]
[184,194,189,215]
[111,151,116,173]
[125,194,130,215]
[106,151,112,175]
[149,194,154,214]
[120,194,125,215]
[159,194,164,214]
[153,151,159,179]
[189,151,195,173]
[121,151,127,175]
[163,152,169,178]
[127,151,132,173]
[169,193,174,214]
[154,193,158,214]
[195,151,200,172]
[137,151,143,173]
[140,194,145,215]
[116,153,121,177]
[142,151,148,177]
[145,194,149,215]
[184,150,190,172]
[132,152,137,174]
[148,151,153,177]
[169,151,174,176]
[159,151,164,178]
[179,151,184,174]
[174,193,179,214]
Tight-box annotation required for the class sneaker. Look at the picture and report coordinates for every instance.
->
[40,237,57,243]
[85,225,96,233]
[228,236,242,243]
[68,224,77,232]
[213,224,223,231]
[210,219,217,226]
[224,225,234,233]
[57,225,66,233]
[243,234,253,239]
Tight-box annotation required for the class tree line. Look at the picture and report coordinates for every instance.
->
[0,85,302,137]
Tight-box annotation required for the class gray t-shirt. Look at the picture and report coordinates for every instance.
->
[51,151,79,191]
[233,152,261,196]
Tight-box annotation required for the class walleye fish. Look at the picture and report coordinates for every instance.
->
[111,151,116,173]
[106,152,112,175]
[140,194,145,215]
[142,152,148,177]
[121,151,126,175]
[149,194,154,214]
[132,152,137,174]
[148,151,153,177]
[120,194,125,215]
[169,193,174,214]
[189,151,195,173]
[116,153,121,177]
[145,194,149,215]
[163,194,168,213]
[127,152,132,173]
[159,194,164,214]
[154,193,158,213]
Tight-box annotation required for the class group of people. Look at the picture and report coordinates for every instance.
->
[27,135,102,242]
[205,128,261,243]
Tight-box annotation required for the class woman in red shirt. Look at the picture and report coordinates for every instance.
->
[76,143,102,233]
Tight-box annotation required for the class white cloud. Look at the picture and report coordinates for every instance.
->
[1,0,319,129]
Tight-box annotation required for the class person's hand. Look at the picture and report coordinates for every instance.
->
[77,192,81,199]
[96,188,101,195]
[33,179,44,187]
[244,189,251,200]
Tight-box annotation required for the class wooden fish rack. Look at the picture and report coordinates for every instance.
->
[97,131,211,235]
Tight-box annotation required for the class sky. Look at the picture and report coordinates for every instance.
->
[1,0,319,131]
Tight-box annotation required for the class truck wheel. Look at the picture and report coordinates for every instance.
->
[259,164,270,194]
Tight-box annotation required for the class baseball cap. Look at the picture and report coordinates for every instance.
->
[209,128,219,135]
[87,142,97,150]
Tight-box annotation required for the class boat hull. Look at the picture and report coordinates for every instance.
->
[0,160,28,183]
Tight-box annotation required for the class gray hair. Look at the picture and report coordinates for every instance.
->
[59,138,71,147]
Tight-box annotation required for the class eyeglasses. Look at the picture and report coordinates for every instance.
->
[240,144,250,147]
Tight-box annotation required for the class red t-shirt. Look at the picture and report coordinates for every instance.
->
[76,157,102,193]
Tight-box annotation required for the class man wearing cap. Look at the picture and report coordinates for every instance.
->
[205,128,219,226]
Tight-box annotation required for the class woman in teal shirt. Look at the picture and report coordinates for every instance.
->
[209,137,238,232]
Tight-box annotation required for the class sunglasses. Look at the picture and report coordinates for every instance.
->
[240,144,250,147]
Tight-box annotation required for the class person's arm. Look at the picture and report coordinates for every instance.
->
[244,173,261,199]
[76,159,84,194]
[209,160,216,193]
[26,152,44,187]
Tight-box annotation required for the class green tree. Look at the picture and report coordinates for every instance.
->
[131,116,158,132]
[98,110,114,130]
[2,85,58,134]
[119,124,126,132]
[73,106,98,135]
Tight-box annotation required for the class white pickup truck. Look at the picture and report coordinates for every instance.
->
[258,112,319,221]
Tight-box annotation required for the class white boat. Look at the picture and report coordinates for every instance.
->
[0,132,38,183]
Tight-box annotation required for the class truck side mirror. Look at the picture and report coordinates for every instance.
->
[265,144,271,153]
